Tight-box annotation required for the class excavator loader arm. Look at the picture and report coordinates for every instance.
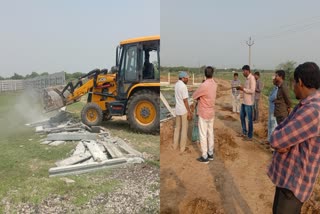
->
[42,69,100,112]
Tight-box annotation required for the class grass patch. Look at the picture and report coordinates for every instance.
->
[66,100,85,116]
[5,170,119,206]
[0,93,123,211]
[145,159,160,168]
[212,72,299,106]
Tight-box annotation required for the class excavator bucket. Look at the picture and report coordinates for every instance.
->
[42,86,68,112]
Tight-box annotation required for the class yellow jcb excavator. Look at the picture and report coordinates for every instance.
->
[43,35,160,133]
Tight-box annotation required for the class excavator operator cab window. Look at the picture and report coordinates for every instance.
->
[142,51,154,79]
[142,41,159,80]
[124,46,137,81]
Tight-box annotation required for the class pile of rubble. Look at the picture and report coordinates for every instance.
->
[26,111,144,177]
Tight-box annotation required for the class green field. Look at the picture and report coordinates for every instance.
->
[0,92,159,212]
[213,71,298,106]
[162,71,298,106]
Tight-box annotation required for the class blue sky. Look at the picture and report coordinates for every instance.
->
[0,0,160,77]
[161,0,320,70]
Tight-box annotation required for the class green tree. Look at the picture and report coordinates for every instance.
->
[25,71,40,79]
[276,60,296,74]
[40,72,49,76]
[71,72,85,79]
[276,60,296,88]
[65,72,86,82]
[10,73,24,80]
[0,76,4,80]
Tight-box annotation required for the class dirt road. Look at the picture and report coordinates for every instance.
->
[160,79,320,214]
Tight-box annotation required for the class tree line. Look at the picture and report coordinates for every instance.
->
[2,61,296,82]
[161,60,296,80]
[160,65,274,75]
[0,71,86,82]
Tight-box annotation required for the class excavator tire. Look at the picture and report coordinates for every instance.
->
[81,102,103,126]
[127,90,159,133]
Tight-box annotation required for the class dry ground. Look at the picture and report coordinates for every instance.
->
[160,79,320,214]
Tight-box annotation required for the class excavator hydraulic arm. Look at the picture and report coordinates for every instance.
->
[42,69,101,112]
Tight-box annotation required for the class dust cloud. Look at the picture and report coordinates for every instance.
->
[14,89,49,123]
[0,89,51,134]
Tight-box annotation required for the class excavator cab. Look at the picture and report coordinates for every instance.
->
[106,36,160,132]
[42,35,160,133]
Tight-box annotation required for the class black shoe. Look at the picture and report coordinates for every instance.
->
[207,153,214,160]
[197,156,209,164]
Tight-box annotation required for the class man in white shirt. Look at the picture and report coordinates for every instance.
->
[173,71,192,152]
[237,65,256,141]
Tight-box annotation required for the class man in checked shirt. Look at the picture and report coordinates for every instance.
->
[268,62,320,214]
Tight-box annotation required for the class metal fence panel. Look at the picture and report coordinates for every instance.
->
[0,80,24,92]
[24,71,65,90]
[0,72,65,93]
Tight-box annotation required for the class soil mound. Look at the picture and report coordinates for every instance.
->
[182,198,223,214]
[215,129,238,161]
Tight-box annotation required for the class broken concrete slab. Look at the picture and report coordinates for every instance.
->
[55,152,92,167]
[48,140,65,146]
[36,126,44,133]
[48,111,73,124]
[90,126,101,133]
[26,110,146,176]
[97,143,106,153]
[49,157,127,177]
[82,157,95,164]
[56,121,72,128]
[40,140,52,145]
[72,142,86,156]
[101,140,124,158]
[115,137,142,157]
[127,157,145,164]
[81,123,92,132]
[41,123,84,134]
[25,119,50,127]
[46,132,97,141]
[83,140,107,162]
[47,127,82,133]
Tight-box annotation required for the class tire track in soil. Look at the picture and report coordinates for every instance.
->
[210,158,253,214]
[160,168,186,214]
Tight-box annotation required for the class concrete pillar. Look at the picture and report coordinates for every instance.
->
[193,73,195,85]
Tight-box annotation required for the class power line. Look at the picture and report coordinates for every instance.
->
[279,15,320,29]
[253,17,320,41]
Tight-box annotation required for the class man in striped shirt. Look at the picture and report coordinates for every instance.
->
[268,62,320,214]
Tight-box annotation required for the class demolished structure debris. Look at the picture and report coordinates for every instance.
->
[26,111,144,177]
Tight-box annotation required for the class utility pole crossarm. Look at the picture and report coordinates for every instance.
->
[246,37,255,68]
[246,37,254,46]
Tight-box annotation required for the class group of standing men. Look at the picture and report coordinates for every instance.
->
[172,62,320,214]
[173,66,217,163]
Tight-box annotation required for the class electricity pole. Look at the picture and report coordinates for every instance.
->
[246,37,254,68]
